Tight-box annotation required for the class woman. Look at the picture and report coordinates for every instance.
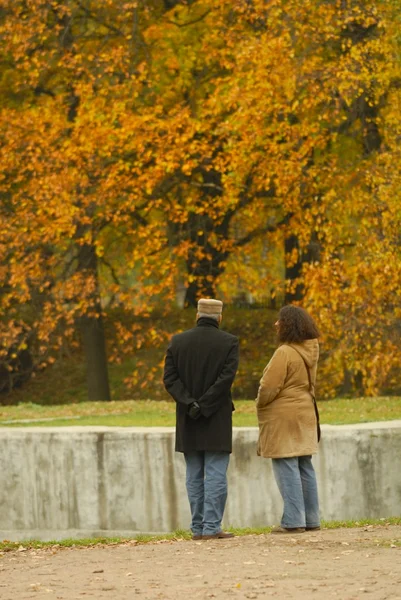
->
[256,305,321,534]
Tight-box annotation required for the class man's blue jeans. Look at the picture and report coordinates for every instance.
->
[272,456,320,529]
[184,451,230,536]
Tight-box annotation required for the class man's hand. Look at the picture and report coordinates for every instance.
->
[188,401,201,420]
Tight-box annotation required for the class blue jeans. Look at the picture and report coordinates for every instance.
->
[272,456,320,529]
[184,451,230,536]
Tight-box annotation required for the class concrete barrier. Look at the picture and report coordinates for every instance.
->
[0,422,400,541]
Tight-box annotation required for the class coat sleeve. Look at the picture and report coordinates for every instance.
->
[163,342,195,407]
[256,347,288,409]
[197,338,239,418]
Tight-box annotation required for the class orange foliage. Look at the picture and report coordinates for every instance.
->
[0,0,400,397]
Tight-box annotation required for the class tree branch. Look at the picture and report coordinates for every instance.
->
[99,257,121,286]
[164,10,211,29]
[235,214,292,248]
[75,1,125,37]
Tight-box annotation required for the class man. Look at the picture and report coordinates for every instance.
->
[163,298,239,540]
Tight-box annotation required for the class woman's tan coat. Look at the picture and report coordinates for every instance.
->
[256,339,319,458]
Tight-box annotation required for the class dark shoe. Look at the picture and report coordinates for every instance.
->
[192,534,203,540]
[271,526,305,534]
[306,526,321,531]
[202,531,235,540]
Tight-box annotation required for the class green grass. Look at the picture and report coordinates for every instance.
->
[0,396,401,427]
[321,517,401,529]
[1,518,400,552]
[316,396,401,425]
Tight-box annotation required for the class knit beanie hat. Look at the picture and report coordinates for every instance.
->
[197,298,223,315]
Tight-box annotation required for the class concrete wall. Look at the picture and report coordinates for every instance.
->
[1,422,400,541]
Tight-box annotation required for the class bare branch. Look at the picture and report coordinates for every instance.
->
[235,214,292,248]
[100,257,121,286]
[187,181,224,192]
[164,10,211,29]
[75,1,125,37]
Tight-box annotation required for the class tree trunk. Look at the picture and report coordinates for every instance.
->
[79,312,111,401]
[184,248,228,308]
[77,242,111,401]
[184,268,217,308]
[284,232,321,305]
[284,234,304,304]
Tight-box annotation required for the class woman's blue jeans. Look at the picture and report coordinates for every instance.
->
[272,456,320,529]
[184,451,230,536]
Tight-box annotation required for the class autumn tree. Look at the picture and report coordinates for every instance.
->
[0,1,183,399]
[302,1,401,395]
[148,0,401,395]
[1,0,400,400]
[140,1,312,306]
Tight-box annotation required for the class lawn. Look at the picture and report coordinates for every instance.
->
[0,396,400,427]
[1,517,401,552]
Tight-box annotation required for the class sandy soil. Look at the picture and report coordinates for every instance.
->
[1,526,400,600]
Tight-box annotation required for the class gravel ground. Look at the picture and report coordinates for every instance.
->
[1,525,401,600]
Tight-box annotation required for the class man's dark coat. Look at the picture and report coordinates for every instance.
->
[163,317,239,453]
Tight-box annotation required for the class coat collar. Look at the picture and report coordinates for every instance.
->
[196,317,220,329]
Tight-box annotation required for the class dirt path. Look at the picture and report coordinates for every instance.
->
[1,526,400,600]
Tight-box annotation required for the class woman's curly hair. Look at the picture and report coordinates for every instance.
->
[277,305,320,344]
